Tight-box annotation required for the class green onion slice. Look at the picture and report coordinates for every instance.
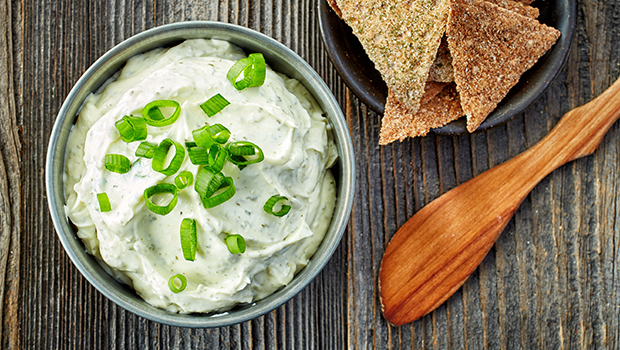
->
[208,124,231,144]
[247,53,266,88]
[152,139,185,176]
[226,53,267,90]
[192,126,215,149]
[142,100,181,127]
[229,156,247,171]
[104,154,131,174]
[187,145,209,165]
[180,218,197,261]
[194,167,224,198]
[206,144,228,173]
[144,183,178,215]
[200,94,230,117]
[135,141,157,158]
[226,141,264,166]
[263,195,291,217]
[226,57,253,90]
[228,142,256,156]
[175,171,193,190]
[97,193,111,212]
[225,234,246,254]
[115,115,148,143]
[200,176,236,209]
[168,274,187,293]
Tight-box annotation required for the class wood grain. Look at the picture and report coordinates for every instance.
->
[0,0,21,348]
[0,0,619,349]
[379,77,620,326]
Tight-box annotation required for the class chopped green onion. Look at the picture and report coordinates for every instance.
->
[206,144,228,172]
[152,139,185,176]
[194,167,224,198]
[225,234,246,254]
[226,53,267,90]
[97,193,111,212]
[228,142,256,156]
[144,183,178,215]
[104,154,131,174]
[226,57,253,90]
[185,142,208,165]
[187,145,210,165]
[200,94,230,117]
[168,274,187,293]
[263,195,291,217]
[142,100,181,127]
[175,171,193,190]
[226,141,264,166]
[115,115,147,143]
[192,124,230,148]
[135,141,157,158]
[192,125,215,149]
[247,53,266,88]
[200,176,236,209]
[229,155,247,171]
[180,218,197,261]
[208,124,231,144]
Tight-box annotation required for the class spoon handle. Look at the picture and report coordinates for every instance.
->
[379,77,620,326]
[522,77,620,179]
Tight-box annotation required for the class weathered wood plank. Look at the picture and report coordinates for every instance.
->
[0,0,21,348]
[4,0,620,349]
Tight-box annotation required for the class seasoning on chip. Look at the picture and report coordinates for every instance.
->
[381,83,464,143]
[447,0,560,132]
[428,38,454,83]
[485,0,539,18]
[335,0,450,113]
[329,0,560,143]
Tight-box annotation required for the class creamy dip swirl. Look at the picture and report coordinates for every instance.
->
[64,39,337,313]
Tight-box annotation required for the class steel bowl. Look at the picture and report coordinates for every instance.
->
[46,21,355,328]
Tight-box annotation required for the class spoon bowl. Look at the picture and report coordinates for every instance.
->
[380,77,620,326]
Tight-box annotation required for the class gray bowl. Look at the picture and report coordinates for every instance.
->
[46,21,355,328]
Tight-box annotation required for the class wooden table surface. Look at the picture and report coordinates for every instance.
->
[1,0,619,349]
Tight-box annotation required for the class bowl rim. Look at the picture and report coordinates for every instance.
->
[46,21,355,328]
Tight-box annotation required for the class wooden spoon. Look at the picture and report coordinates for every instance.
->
[379,77,620,326]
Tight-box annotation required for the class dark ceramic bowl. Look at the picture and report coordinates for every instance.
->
[318,0,576,134]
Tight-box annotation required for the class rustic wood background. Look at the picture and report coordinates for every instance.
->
[0,0,619,348]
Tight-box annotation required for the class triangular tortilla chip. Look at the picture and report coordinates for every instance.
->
[428,37,454,83]
[486,0,539,18]
[413,0,538,84]
[336,0,450,115]
[406,84,464,138]
[447,0,560,132]
[379,82,464,144]
[380,82,447,144]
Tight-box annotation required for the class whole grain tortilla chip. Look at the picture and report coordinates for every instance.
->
[379,82,464,144]
[428,37,454,83]
[486,0,539,18]
[447,0,560,132]
[380,82,447,144]
[406,84,464,138]
[336,0,450,115]
[420,81,448,104]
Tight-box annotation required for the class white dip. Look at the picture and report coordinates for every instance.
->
[64,39,337,313]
